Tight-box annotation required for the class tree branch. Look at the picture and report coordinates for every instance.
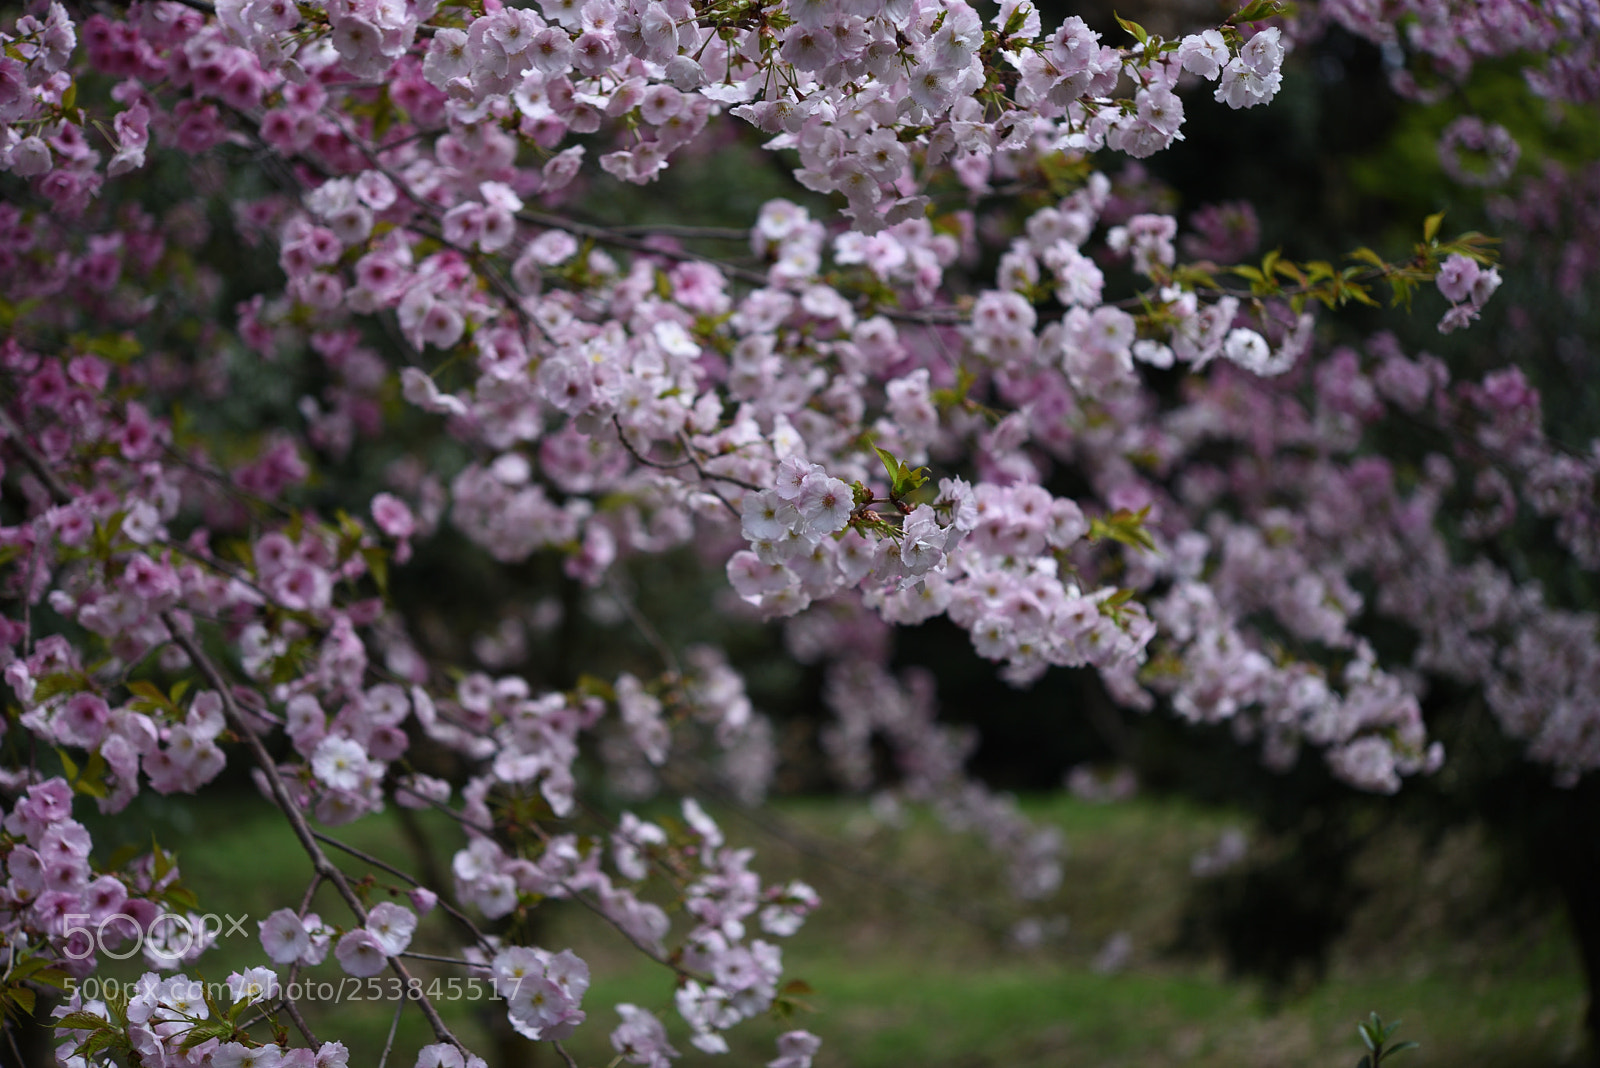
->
[0,404,73,505]
[310,828,496,955]
[161,617,465,1051]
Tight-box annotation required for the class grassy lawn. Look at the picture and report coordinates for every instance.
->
[80,789,1588,1067]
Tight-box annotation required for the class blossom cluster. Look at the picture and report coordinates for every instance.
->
[2,779,203,978]
[1309,0,1598,107]
[52,968,357,1068]
[1113,343,1600,786]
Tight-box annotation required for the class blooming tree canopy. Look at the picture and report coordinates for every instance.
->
[0,0,1595,1062]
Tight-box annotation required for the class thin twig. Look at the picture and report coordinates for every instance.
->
[375,127,447,154]
[4,1020,28,1068]
[607,223,750,241]
[376,996,405,1068]
[400,950,481,967]
[160,442,295,520]
[395,783,497,836]
[877,304,970,325]
[298,872,326,916]
[310,829,419,884]
[163,618,464,1051]
[611,417,698,471]
[0,404,73,504]
[0,400,71,663]
[675,432,763,492]
[561,879,701,978]
[157,536,278,605]
[283,997,321,1049]
[310,829,496,953]
[610,418,741,519]
[572,795,693,894]
[605,575,682,683]
[519,209,770,286]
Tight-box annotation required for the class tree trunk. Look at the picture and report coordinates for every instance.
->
[1549,786,1600,1064]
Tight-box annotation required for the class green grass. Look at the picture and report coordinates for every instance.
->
[82,789,1588,1067]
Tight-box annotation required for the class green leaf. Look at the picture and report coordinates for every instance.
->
[1113,11,1149,44]
[1230,0,1285,21]
[151,837,174,881]
[361,545,390,598]
[34,672,86,704]
[1273,259,1306,285]
[372,92,395,137]
[77,1029,132,1059]
[5,986,35,1016]
[874,446,901,486]
[126,679,167,706]
[1348,246,1386,269]
[1388,275,1416,310]
[575,674,616,701]
[164,884,199,911]
[219,538,255,567]
[1437,230,1498,261]
[7,957,49,982]
[864,442,929,500]
[1422,210,1445,243]
[1343,282,1380,307]
[1172,265,1221,289]
[895,460,928,496]
[181,1021,236,1050]
[53,1011,113,1031]
[74,749,109,799]
[69,332,142,364]
[1002,1,1032,35]
[1088,508,1157,553]
[1036,151,1092,197]
[31,969,70,991]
